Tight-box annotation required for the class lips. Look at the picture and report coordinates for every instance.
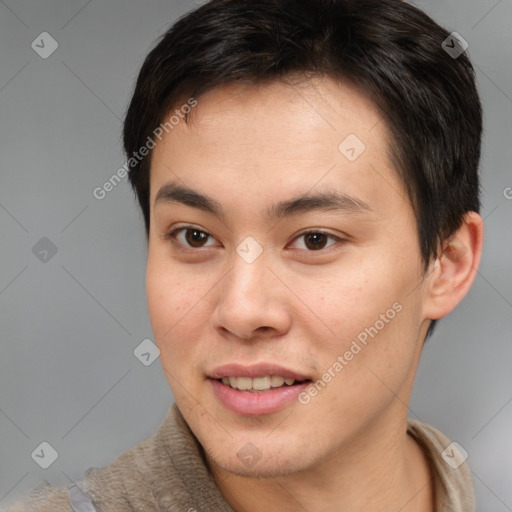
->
[208,363,312,415]
[208,363,311,381]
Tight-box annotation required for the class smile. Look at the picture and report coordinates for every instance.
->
[218,375,306,392]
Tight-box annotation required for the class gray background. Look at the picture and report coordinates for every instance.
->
[0,0,510,509]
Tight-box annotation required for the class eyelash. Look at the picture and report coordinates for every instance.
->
[164,225,344,252]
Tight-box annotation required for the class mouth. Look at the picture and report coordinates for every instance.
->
[214,375,311,392]
[207,364,313,415]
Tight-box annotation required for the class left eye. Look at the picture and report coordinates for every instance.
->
[166,227,340,251]
[291,231,340,251]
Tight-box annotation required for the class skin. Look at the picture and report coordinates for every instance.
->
[146,76,483,512]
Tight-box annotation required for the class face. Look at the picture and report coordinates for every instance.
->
[146,76,432,477]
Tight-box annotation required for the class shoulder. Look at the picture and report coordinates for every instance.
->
[2,404,180,512]
[3,403,233,512]
[407,418,475,512]
[2,481,70,511]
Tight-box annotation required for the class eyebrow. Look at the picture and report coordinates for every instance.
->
[154,182,372,222]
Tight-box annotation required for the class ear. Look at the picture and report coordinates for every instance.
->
[422,211,484,321]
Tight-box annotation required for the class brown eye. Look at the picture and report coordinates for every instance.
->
[292,231,339,251]
[166,226,217,248]
[304,232,329,250]
[184,228,210,247]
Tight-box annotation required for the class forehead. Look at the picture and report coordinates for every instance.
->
[149,76,405,215]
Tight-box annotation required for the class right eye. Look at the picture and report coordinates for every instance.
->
[165,226,220,249]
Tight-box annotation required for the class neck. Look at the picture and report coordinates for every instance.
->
[208,405,434,512]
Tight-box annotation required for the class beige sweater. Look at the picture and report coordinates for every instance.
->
[3,403,475,511]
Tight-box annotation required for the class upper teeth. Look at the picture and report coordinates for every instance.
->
[221,376,298,391]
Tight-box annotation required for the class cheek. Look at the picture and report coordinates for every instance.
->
[146,255,190,353]
[145,253,216,372]
[146,248,195,330]
[300,270,389,337]
[146,266,180,337]
[300,247,423,370]
[295,275,422,434]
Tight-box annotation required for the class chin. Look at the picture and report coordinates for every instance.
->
[175,393,328,477]
[205,446,309,478]
[200,429,320,479]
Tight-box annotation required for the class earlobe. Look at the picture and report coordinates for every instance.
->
[423,211,484,321]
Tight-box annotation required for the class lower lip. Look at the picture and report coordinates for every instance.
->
[209,378,311,416]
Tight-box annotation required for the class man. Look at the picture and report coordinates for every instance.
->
[5,0,483,510]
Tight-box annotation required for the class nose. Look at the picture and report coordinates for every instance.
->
[212,248,292,341]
